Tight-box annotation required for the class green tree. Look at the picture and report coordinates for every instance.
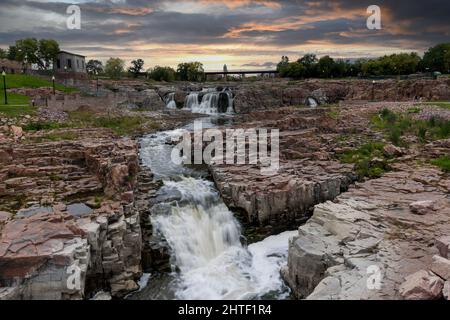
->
[148,66,176,82]
[279,62,306,79]
[15,38,40,65]
[86,59,104,75]
[0,48,6,59]
[7,45,18,60]
[128,58,145,77]
[177,62,204,81]
[422,43,450,73]
[298,53,318,77]
[105,57,125,79]
[38,39,59,70]
[277,56,289,71]
[317,56,335,78]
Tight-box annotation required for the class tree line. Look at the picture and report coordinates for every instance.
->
[87,58,205,81]
[0,38,60,70]
[277,43,450,79]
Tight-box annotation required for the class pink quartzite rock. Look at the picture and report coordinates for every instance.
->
[443,281,449,300]
[399,270,444,300]
[431,255,450,281]
[409,200,436,215]
[436,236,450,259]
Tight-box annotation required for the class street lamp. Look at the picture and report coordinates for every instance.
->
[95,71,99,96]
[52,75,56,95]
[2,70,7,105]
[372,80,376,101]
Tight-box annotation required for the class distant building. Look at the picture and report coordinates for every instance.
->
[0,58,29,74]
[54,51,86,74]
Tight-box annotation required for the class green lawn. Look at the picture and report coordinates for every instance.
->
[2,74,78,93]
[422,101,450,109]
[0,92,30,107]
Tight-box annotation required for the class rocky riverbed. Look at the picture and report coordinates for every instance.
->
[0,78,449,300]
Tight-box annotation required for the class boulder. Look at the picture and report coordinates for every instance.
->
[436,236,450,259]
[431,255,450,280]
[383,144,403,158]
[10,125,23,140]
[399,270,444,300]
[443,281,450,300]
[409,200,437,215]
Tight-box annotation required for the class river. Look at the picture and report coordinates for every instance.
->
[130,114,296,300]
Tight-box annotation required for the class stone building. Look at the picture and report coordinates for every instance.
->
[54,51,86,74]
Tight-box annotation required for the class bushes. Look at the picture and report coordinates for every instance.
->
[372,108,450,145]
[147,66,176,82]
[340,142,388,180]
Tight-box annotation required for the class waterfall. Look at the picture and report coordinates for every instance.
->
[165,92,177,109]
[306,97,318,107]
[166,88,234,114]
[136,122,295,300]
[185,92,200,110]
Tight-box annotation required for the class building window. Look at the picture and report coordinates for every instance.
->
[67,59,72,69]
[82,60,85,70]
[57,59,61,69]
[77,60,80,68]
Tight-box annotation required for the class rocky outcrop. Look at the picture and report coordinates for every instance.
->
[234,79,450,113]
[283,164,450,300]
[0,131,143,299]
[211,161,356,229]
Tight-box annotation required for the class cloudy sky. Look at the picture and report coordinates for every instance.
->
[0,0,449,70]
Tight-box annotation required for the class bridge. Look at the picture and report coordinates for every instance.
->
[204,70,278,76]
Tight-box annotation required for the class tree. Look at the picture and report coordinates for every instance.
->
[128,59,145,77]
[298,53,318,77]
[15,38,40,65]
[0,48,6,59]
[148,66,176,82]
[422,43,450,73]
[279,62,306,79]
[86,60,104,75]
[38,39,59,70]
[277,56,289,71]
[105,57,125,79]
[7,45,18,60]
[317,56,335,78]
[177,62,204,81]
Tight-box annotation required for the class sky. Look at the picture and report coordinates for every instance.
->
[0,0,449,71]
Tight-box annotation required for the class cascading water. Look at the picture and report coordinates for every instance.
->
[165,92,177,109]
[184,92,200,110]
[167,88,234,114]
[134,116,296,300]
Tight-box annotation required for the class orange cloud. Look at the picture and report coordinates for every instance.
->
[109,7,154,16]
[197,0,281,9]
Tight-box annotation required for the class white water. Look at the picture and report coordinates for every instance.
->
[307,97,318,107]
[165,92,177,109]
[168,89,234,114]
[139,121,294,300]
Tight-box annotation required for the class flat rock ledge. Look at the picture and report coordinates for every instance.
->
[282,164,450,300]
[210,160,356,229]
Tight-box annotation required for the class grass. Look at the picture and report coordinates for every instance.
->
[23,121,65,131]
[430,156,450,173]
[340,142,389,179]
[421,101,450,110]
[3,74,77,93]
[68,111,160,135]
[372,108,450,145]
